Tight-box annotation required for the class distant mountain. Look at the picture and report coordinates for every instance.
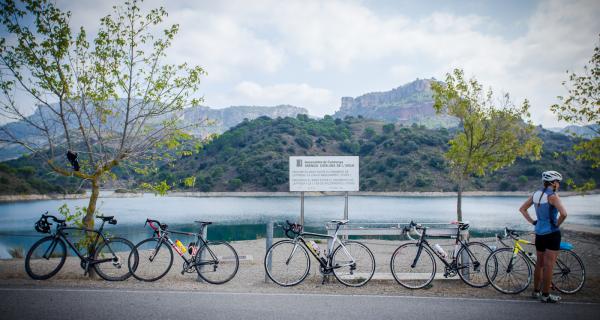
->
[0,102,308,161]
[333,79,458,128]
[183,105,308,137]
[547,124,599,139]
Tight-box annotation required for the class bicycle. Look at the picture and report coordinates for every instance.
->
[485,227,585,294]
[390,221,492,289]
[128,219,239,284]
[264,220,375,287]
[25,213,135,281]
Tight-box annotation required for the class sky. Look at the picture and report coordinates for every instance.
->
[3,0,600,127]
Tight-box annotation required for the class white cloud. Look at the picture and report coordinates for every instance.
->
[6,0,600,127]
[209,81,337,116]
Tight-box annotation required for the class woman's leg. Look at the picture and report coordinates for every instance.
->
[542,249,559,294]
[534,251,545,291]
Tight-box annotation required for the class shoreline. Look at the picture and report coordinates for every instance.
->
[1,189,599,203]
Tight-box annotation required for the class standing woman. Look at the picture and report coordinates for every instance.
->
[518,171,568,303]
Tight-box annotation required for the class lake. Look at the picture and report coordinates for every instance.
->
[0,193,599,258]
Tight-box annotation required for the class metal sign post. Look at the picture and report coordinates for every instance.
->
[300,191,305,229]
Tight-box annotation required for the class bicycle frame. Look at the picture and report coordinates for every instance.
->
[150,225,218,270]
[411,227,480,272]
[42,221,119,270]
[289,224,355,271]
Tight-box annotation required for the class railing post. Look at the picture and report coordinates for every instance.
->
[196,225,208,283]
[460,225,470,279]
[265,220,274,283]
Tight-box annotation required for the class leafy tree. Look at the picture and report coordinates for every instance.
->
[551,35,599,190]
[0,1,205,230]
[431,69,542,221]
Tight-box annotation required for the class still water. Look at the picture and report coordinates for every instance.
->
[0,194,598,258]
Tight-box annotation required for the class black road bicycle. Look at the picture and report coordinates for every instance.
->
[128,219,239,284]
[390,221,492,289]
[25,213,136,281]
[264,220,375,287]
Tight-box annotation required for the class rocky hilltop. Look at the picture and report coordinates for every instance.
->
[183,104,308,136]
[333,79,457,127]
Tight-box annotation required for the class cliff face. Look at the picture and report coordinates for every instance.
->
[183,104,309,136]
[333,79,457,127]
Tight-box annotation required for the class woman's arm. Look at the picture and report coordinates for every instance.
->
[549,194,568,226]
[519,196,536,225]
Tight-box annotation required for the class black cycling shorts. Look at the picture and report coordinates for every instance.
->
[535,231,561,252]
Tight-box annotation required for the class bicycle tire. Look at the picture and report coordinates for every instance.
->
[485,247,532,294]
[195,241,239,284]
[456,241,493,288]
[553,249,585,294]
[94,237,136,281]
[332,241,375,287]
[390,242,436,289]
[128,238,173,282]
[25,236,67,280]
[264,240,310,287]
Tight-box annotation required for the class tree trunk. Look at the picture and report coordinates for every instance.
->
[83,178,100,279]
[456,179,463,222]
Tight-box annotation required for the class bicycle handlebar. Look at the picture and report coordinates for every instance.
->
[145,218,168,231]
[283,220,302,239]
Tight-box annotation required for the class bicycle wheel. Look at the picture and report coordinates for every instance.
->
[264,240,310,286]
[332,241,375,287]
[457,241,493,288]
[25,236,67,280]
[128,238,173,282]
[390,242,436,289]
[195,241,239,284]
[485,247,532,294]
[94,237,136,281]
[553,249,585,294]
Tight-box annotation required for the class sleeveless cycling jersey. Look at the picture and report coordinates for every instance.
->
[532,188,559,235]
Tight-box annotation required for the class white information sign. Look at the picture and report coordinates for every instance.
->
[289,156,359,192]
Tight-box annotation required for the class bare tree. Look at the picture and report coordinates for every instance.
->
[0,0,205,228]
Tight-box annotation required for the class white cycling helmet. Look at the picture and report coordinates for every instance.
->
[542,171,562,182]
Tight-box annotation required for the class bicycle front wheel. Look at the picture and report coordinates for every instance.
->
[391,242,436,289]
[195,241,239,284]
[332,241,375,287]
[94,237,136,281]
[25,236,67,280]
[128,238,173,282]
[553,249,585,294]
[457,242,493,288]
[485,247,532,294]
[264,240,310,286]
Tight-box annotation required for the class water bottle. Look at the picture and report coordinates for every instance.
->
[175,240,187,254]
[308,241,321,256]
[433,244,447,258]
[188,243,197,256]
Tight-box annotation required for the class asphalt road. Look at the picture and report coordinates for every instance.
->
[0,287,598,320]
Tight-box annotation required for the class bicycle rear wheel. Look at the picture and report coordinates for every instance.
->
[195,241,239,284]
[25,236,67,280]
[485,247,532,294]
[457,242,493,288]
[264,240,310,286]
[332,241,375,287]
[553,249,585,294]
[390,242,436,289]
[94,237,136,281]
[128,238,173,282]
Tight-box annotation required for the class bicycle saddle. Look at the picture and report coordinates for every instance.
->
[194,221,212,225]
[331,219,349,225]
[96,215,114,221]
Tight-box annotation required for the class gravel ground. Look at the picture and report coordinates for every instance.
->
[1,229,598,303]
